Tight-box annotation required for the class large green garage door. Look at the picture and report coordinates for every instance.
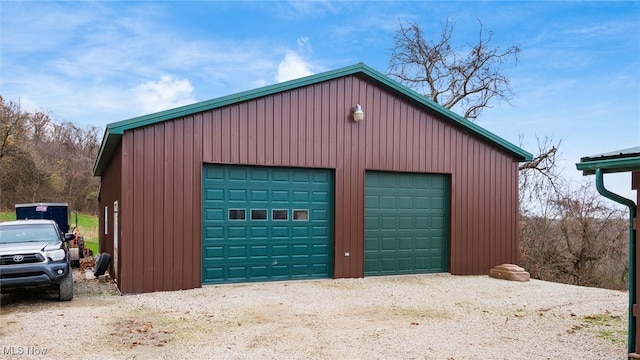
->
[365,171,449,276]
[202,165,333,284]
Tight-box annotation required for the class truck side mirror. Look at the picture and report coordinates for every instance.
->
[64,233,76,242]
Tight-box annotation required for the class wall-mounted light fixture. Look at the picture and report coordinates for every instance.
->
[353,104,364,122]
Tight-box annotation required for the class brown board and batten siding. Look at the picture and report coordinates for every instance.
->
[121,118,203,293]
[97,142,121,281]
[95,63,530,294]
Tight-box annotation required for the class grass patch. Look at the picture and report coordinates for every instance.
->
[596,329,626,344]
[0,211,16,221]
[583,313,616,327]
[72,212,99,255]
[582,313,626,344]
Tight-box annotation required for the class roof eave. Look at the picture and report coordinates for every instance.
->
[93,128,122,176]
[576,156,640,176]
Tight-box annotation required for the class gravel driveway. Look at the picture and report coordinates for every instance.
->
[0,267,628,359]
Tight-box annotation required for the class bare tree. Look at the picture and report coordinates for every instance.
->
[388,19,520,121]
[520,182,629,290]
[0,96,100,213]
[388,19,559,182]
[0,96,29,161]
[556,183,628,288]
[518,136,563,215]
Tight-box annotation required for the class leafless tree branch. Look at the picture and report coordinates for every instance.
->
[388,19,520,121]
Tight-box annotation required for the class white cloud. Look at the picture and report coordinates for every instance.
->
[275,36,318,83]
[133,76,196,113]
[276,51,315,82]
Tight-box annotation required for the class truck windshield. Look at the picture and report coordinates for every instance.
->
[0,224,59,244]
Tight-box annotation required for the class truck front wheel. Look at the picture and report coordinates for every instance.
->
[58,272,73,301]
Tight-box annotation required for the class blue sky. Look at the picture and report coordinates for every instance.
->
[2,1,639,199]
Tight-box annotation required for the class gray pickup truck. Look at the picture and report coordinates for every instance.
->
[0,219,75,301]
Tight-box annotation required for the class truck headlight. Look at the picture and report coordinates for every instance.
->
[45,249,66,261]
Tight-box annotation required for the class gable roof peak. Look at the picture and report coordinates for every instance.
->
[94,62,532,175]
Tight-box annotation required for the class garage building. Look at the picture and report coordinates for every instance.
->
[94,63,532,294]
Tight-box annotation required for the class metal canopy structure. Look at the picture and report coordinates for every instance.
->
[577,146,640,175]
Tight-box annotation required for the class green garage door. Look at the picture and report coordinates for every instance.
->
[202,165,333,284]
[365,171,449,276]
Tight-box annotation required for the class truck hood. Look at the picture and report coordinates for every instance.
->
[0,241,61,254]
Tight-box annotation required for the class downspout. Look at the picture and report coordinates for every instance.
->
[595,168,637,355]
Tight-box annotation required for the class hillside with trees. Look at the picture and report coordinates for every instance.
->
[0,96,100,214]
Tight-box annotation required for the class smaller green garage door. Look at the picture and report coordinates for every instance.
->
[202,165,333,284]
[365,171,449,276]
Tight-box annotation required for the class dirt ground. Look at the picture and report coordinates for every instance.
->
[0,259,629,359]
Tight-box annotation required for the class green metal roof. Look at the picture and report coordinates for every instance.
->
[576,146,640,175]
[94,62,533,176]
